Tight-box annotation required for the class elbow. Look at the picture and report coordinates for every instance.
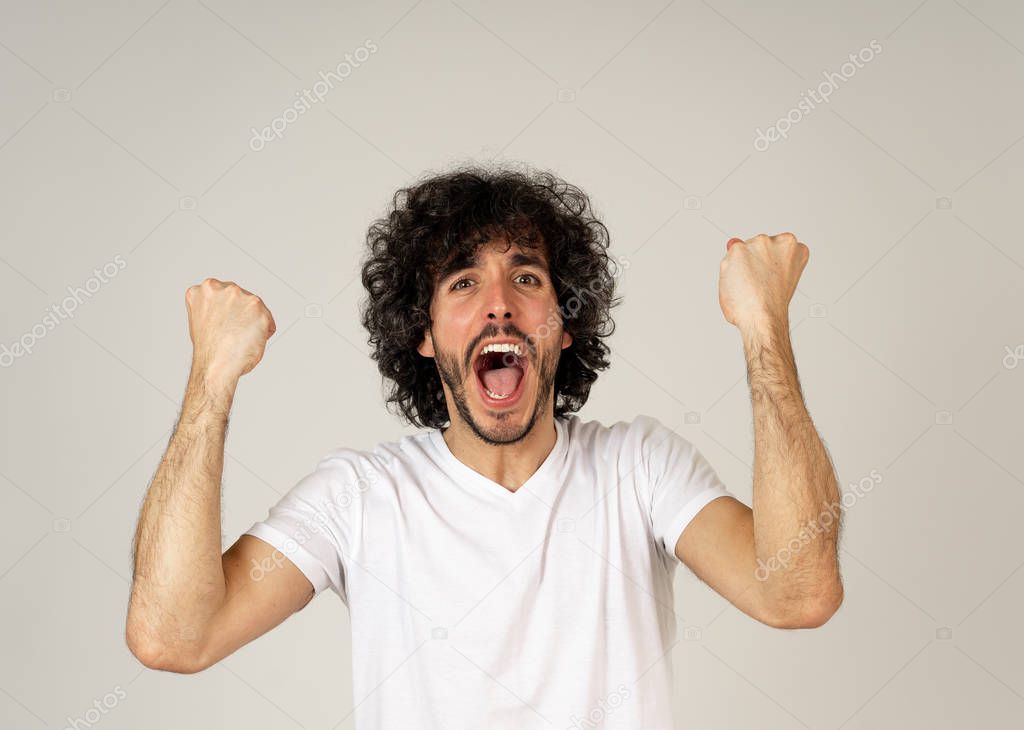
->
[125,591,217,673]
[764,583,844,630]
[792,585,844,629]
[126,626,208,674]
[129,642,207,674]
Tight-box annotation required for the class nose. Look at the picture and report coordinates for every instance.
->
[484,278,514,321]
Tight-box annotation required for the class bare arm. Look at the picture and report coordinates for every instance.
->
[676,233,843,629]
[743,314,843,625]
[126,278,315,672]
[125,366,234,670]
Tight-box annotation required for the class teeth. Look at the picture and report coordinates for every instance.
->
[484,387,513,400]
[480,342,523,358]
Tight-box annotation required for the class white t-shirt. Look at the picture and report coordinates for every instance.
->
[245,413,735,729]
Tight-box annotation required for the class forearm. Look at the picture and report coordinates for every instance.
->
[742,317,843,621]
[127,364,237,664]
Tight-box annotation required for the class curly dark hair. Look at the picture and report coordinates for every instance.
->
[358,162,623,430]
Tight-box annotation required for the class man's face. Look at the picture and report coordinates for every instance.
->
[417,237,572,445]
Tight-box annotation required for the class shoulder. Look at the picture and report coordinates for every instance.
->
[562,413,689,478]
[316,443,391,483]
[564,412,677,454]
[313,428,444,492]
[594,413,706,472]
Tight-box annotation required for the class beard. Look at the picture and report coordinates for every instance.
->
[434,332,561,446]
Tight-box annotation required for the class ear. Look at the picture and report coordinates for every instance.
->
[561,329,573,350]
[417,328,435,358]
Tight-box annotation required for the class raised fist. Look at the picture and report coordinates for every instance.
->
[185,278,277,381]
[718,232,809,332]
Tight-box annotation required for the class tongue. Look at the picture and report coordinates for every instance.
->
[481,366,523,397]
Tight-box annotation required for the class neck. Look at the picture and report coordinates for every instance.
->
[441,411,559,492]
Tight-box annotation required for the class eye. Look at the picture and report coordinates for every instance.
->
[450,274,540,291]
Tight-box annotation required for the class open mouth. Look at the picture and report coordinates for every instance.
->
[473,346,528,407]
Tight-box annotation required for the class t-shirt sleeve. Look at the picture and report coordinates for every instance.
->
[244,449,366,602]
[634,415,736,565]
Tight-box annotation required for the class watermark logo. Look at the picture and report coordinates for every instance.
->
[249,40,379,151]
[755,469,881,581]
[249,465,382,582]
[63,685,126,729]
[1,254,127,367]
[753,40,883,151]
[516,254,629,357]
[564,684,631,729]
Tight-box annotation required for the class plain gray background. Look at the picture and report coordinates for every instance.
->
[2,0,1023,728]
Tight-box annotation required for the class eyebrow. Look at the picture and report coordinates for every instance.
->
[437,251,548,284]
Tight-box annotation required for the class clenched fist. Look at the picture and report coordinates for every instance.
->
[718,232,808,333]
[185,278,276,382]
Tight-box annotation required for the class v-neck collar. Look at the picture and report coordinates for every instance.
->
[428,417,569,504]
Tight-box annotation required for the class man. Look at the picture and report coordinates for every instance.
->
[126,166,843,728]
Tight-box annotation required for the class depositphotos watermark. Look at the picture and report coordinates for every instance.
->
[1,254,127,367]
[517,254,630,358]
[249,465,382,582]
[63,684,126,729]
[754,469,881,581]
[564,684,631,730]
[753,40,883,151]
[248,39,379,151]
